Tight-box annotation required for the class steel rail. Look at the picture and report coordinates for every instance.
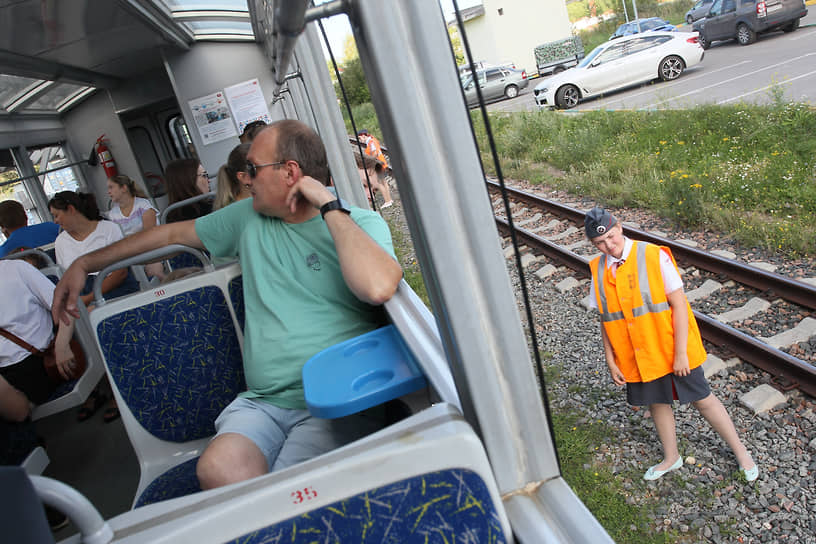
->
[488,180,816,311]
[494,218,816,398]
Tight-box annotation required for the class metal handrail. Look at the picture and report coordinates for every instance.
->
[159,192,215,225]
[93,245,213,306]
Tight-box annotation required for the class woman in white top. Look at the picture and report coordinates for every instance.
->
[49,191,137,307]
[105,175,157,236]
[106,175,163,279]
[49,191,139,423]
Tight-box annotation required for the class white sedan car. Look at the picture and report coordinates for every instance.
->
[533,32,704,110]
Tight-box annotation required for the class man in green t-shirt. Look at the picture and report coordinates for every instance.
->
[52,119,404,490]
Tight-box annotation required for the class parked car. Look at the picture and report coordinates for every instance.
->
[692,0,807,48]
[686,0,715,24]
[610,17,676,40]
[533,32,704,110]
[461,66,529,106]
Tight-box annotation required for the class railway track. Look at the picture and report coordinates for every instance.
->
[487,180,816,398]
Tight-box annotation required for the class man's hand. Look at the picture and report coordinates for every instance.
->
[52,260,89,325]
[285,175,334,214]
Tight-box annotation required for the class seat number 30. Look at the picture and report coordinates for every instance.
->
[291,486,318,504]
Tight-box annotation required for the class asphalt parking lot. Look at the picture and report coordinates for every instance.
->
[487,8,816,112]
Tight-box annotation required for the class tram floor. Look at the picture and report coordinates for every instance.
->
[35,404,139,540]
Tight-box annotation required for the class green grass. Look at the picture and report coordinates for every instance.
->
[472,102,816,255]
[551,410,678,543]
[386,217,430,308]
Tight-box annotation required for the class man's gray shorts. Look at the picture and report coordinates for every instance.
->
[214,396,386,471]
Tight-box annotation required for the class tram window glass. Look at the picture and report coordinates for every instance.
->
[27,144,81,198]
[0,75,40,111]
[25,83,87,111]
[168,115,197,159]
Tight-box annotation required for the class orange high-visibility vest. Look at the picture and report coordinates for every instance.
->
[590,242,706,383]
[364,136,388,168]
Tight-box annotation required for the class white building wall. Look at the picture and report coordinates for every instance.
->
[459,0,573,75]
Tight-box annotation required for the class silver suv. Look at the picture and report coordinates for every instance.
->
[461,66,529,107]
[692,0,807,48]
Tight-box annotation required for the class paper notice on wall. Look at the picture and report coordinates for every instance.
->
[188,91,237,145]
[224,79,272,135]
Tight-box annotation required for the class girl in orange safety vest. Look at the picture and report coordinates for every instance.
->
[585,207,757,482]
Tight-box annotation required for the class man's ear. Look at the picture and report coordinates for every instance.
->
[284,160,302,185]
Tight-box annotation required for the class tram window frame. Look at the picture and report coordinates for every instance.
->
[27,143,82,199]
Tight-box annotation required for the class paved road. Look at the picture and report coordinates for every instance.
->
[487,9,816,112]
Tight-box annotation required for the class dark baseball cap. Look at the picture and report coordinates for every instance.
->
[585,207,617,239]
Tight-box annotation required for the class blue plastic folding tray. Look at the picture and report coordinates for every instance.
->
[303,325,427,418]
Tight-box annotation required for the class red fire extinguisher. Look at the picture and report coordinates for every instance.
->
[95,135,118,178]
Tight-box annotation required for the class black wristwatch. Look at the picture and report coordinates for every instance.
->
[319,199,351,219]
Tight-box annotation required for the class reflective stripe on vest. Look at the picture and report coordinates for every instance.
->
[594,242,670,323]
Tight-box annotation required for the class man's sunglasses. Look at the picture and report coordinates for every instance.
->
[245,160,286,178]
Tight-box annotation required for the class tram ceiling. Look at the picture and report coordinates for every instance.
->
[0,0,257,116]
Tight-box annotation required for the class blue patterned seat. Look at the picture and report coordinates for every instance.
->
[92,272,245,508]
[227,468,506,543]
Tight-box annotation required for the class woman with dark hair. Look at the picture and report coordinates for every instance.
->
[164,159,212,223]
[106,175,157,236]
[48,191,139,422]
[48,191,137,306]
[214,143,251,210]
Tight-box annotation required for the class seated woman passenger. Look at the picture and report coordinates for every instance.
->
[50,191,139,423]
[49,192,138,307]
[213,143,251,210]
[106,175,163,279]
[105,175,158,235]
[164,159,213,223]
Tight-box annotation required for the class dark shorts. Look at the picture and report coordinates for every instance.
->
[0,353,58,405]
[626,365,710,406]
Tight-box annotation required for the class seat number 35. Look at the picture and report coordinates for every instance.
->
[291,486,318,504]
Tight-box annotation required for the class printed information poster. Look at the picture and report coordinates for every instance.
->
[188,91,237,145]
[224,79,272,135]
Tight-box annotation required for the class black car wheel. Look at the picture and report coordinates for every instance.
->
[659,55,685,81]
[736,23,756,45]
[686,14,693,25]
[504,85,519,99]
[555,84,580,109]
[698,33,711,49]
[783,19,799,32]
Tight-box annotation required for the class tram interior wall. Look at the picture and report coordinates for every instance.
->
[63,90,147,210]
[164,41,283,179]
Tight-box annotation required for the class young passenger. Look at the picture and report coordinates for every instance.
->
[52,119,403,489]
[0,200,60,258]
[213,143,251,210]
[584,207,758,482]
[164,159,212,223]
[105,175,157,236]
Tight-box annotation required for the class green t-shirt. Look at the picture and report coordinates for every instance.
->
[195,198,396,409]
